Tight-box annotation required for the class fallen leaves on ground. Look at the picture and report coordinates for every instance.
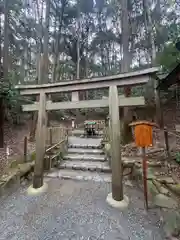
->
[0,122,35,175]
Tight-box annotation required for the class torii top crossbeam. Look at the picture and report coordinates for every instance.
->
[16,67,159,95]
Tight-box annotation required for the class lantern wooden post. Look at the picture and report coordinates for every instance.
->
[129,121,158,210]
[142,146,148,209]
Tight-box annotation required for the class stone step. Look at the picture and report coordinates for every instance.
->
[59,160,111,173]
[68,143,102,149]
[67,148,104,155]
[45,169,111,183]
[71,129,103,137]
[64,154,105,162]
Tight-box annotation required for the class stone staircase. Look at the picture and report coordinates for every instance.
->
[47,136,112,182]
[46,135,135,182]
[62,148,109,172]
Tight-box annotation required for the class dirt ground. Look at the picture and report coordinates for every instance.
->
[0,122,34,174]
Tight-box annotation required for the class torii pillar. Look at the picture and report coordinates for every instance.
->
[106,86,129,210]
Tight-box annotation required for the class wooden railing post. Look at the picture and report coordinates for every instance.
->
[164,127,170,159]
[33,91,47,189]
[66,127,69,144]
[24,136,28,162]
[49,128,53,145]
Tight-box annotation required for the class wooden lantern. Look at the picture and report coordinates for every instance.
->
[129,120,158,210]
[129,121,158,148]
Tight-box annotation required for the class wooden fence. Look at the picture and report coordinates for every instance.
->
[46,127,68,145]
[102,126,110,143]
[44,138,67,170]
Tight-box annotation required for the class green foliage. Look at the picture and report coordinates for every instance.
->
[0,75,20,103]
[0,72,30,124]
[156,21,180,71]
[175,152,180,164]
[157,43,180,71]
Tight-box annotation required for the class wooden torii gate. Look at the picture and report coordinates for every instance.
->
[16,67,158,202]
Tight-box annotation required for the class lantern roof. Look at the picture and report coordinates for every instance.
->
[129,121,158,128]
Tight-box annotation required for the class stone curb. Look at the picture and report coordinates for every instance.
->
[59,164,111,173]
[0,162,35,197]
[68,144,102,149]
[58,174,111,183]
[64,156,106,162]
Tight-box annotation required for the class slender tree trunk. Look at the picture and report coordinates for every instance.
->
[52,0,66,83]
[0,97,4,148]
[32,54,47,188]
[121,0,132,144]
[0,0,9,148]
[42,0,50,84]
[29,0,50,142]
[76,36,80,79]
[52,13,58,83]
[29,0,44,141]
[20,47,25,84]
[3,0,9,81]
[0,4,3,148]
[121,0,130,73]
[73,0,80,117]
[143,0,161,126]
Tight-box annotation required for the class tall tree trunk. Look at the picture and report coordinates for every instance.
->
[20,46,25,84]
[121,0,130,73]
[76,1,80,81]
[121,0,132,144]
[3,0,9,81]
[143,0,161,126]
[29,0,50,141]
[29,0,43,141]
[32,9,50,186]
[0,96,4,148]
[154,0,163,127]
[0,0,9,148]
[43,0,50,127]
[52,11,58,83]
[52,0,66,83]
[42,0,50,84]
[0,4,3,148]
[73,0,80,118]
